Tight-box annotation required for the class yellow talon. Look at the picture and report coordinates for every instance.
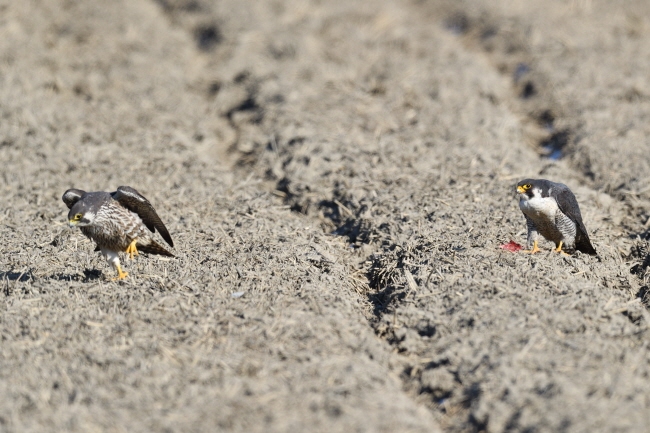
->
[125,239,139,260]
[111,263,129,280]
[524,240,541,254]
[555,241,570,256]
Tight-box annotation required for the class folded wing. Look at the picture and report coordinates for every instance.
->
[554,185,597,255]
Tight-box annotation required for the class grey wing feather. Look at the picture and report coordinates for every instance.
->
[554,186,597,255]
[111,186,174,247]
[62,189,86,209]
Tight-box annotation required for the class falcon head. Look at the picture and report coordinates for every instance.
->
[63,188,94,227]
[63,189,110,227]
[67,199,97,227]
[516,179,547,200]
[68,202,95,227]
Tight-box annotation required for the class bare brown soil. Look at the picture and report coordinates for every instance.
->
[1,0,650,432]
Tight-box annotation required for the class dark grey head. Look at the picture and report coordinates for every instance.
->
[65,191,111,227]
[516,178,557,200]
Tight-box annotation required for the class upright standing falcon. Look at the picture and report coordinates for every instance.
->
[516,178,597,255]
[62,186,174,279]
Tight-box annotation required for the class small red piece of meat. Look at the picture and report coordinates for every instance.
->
[500,240,523,252]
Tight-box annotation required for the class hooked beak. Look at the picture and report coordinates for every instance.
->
[68,220,78,227]
[516,186,526,194]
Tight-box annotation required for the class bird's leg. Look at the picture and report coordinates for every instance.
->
[524,240,541,254]
[125,239,139,260]
[102,249,128,280]
[554,241,570,256]
[524,219,540,254]
[112,263,129,280]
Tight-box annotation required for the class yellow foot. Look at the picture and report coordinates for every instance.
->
[111,264,129,281]
[523,241,541,254]
[554,241,570,256]
[125,239,139,260]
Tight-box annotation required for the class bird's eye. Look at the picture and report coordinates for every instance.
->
[524,184,532,189]
[74,213,82,220]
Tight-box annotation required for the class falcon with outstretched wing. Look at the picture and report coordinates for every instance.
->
[62,186,174,279]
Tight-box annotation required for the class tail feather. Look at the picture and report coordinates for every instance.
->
[138,239,174,257]
[576,233,597,256]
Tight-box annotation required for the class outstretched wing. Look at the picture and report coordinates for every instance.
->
[554,185,597,255]
[62,189,86,209]
[111,186,174,247]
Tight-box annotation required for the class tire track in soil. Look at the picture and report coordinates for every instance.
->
[147,0,448,431]
[440,9,577,163]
